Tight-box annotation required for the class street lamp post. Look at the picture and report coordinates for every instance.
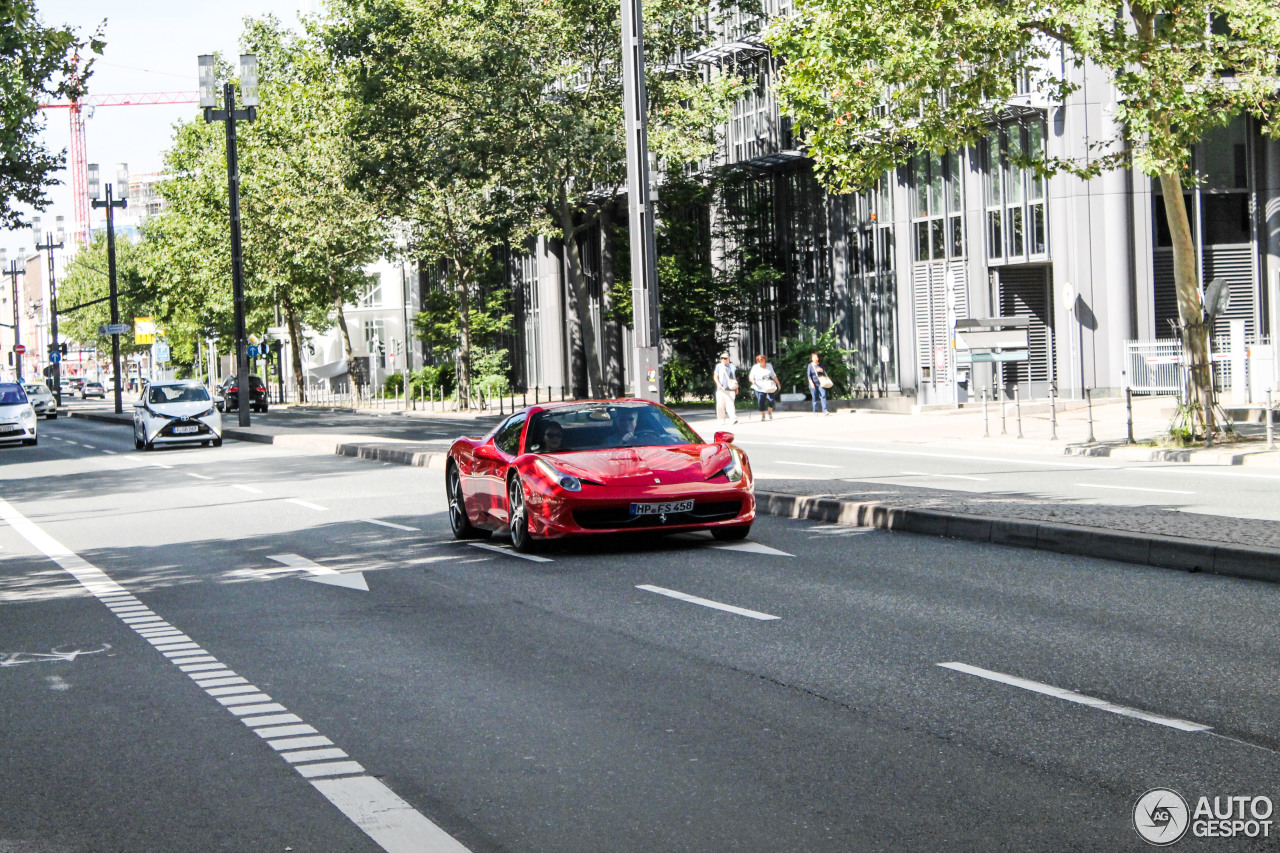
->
[33,216,66,404]
[621,0,662,402]
[89,163,129,414]
[200,53,258,428]
[0,251,23,381]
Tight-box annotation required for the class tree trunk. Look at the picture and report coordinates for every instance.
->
[285,300,307,404]
[335,294,359,393]
[559,200,604,398]
[1158,171,1216,439]
[453,258,472,409]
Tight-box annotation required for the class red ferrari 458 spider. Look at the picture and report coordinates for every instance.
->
[446,399,755,552]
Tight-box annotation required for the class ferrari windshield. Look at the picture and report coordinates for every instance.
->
[525,403,702,453]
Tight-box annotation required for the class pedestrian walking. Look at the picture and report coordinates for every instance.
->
[748,354,778,421]
[713,355,738,424]
[807,352,833,415]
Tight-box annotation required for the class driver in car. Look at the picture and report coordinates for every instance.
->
[613,408,640,445]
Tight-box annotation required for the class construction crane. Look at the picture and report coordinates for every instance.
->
[41,88,198,246]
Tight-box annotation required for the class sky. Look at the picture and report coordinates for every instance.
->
[2,0,310,266]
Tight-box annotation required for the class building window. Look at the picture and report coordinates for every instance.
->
[363,319,387,359]
[985,120,1047,262]
[911,151,963,262]
[360,273,382,308]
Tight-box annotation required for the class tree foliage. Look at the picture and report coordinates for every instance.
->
[0,0,102,228]
[769,0,1280,439]
[325,0,753,397]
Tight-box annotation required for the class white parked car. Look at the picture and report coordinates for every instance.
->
[132,380,222,451]
[0,382,38,446]
[23,382,57,419]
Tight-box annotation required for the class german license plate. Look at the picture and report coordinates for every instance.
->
[631,500,693,516]
[173,425,199,434]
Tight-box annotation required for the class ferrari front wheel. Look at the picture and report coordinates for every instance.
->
[447,464,487,540]
[507,475,538,553]
[711,524,751,542]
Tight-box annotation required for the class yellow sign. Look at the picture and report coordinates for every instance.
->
[135,317,155,345]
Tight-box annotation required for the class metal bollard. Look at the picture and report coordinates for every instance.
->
[1000,388,1007,435]
[1049,386,1058,441]
[1085,388,1096,443]
[1014,385,1023,439]
[1125,387,1134,445]
[1268,389,1274,451]
[535,385,540,404]
[983,388,990,438]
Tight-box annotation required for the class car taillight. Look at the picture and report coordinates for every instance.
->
[227,386,238,393]
[255,386,265,392]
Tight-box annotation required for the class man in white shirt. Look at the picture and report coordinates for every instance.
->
[713,355,738,424]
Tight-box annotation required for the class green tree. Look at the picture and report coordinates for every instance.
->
[325,0,751,397]
[56,234,154,367]
[0,0,102,228]
[769,0,1280,440]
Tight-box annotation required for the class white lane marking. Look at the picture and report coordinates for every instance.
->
[233,484,263,494]
[286,498,328,511]
[282,747,350,764]
[0,493,468,853]
[81,444,95,450]
[637,584,779,621]
[1074,483,1194,495]
[313,776,472,853]
[708,541,794,557]
[901,470,990,482]
[938,662,1211,732]
[775,461,841,469]
[467,542,553,563]
[267,553,369,591]
[364,519,418,532]
[750,441,1103,468]
[150,462,173,470]
[102,449,116,455]
[187,473,213,480]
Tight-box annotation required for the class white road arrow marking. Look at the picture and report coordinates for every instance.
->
[266,554,369,591]
[708,541,794,557]
[467,542,553,563]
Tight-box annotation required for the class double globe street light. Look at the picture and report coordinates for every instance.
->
[32,215,66,404]
[89,162,129,414]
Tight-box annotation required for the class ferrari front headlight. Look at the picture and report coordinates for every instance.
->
[534,458,582,492]
[720,447,744,482]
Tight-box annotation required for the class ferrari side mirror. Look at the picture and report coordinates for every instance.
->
[713,431,734,444]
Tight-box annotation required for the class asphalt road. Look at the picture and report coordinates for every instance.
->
[3,415,1278,851]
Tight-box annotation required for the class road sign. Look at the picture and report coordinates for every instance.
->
[154,343,170,363]
[247,345,260,358]
[50,352,61,364]
[13,344,25,354]
[99,323,129,335]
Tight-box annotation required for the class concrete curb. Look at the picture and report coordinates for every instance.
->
[753,490,1280,585]
[70,409,1280,584]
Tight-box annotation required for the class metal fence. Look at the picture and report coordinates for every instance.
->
[1124,340,1183,395]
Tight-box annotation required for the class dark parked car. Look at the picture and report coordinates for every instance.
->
[217,374,269,413]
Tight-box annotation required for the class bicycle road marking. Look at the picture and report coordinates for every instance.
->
[0,644,112,667]
[0,493,470,853]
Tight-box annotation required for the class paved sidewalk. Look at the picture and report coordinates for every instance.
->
[70,394,1280,584]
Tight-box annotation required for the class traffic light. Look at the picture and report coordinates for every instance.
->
[60,342,67,355]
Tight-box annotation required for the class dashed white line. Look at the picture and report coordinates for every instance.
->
[187,472,214,480]
[637,584,780,621]
[286,498,327,511]
[102,449,116,454]
[775,461,841,469]
[363,519,418,532]
[901,470,990,482]
[467,542,553,563]
[1074,483,1194,495]
[232,484,263,494]
[0,493,471,853]
[938,662,1211,732]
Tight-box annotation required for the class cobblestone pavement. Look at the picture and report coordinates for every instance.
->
[757,477,1280,550]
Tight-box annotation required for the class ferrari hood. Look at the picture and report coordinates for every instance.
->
[544,444,732,485]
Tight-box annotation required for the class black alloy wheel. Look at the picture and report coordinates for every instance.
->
[507,474,537,553]
[711,524,751,542]
[447,464,487,540]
